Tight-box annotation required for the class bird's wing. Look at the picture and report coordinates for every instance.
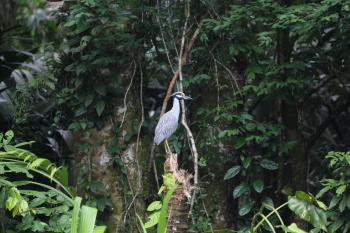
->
[154,112,178,145]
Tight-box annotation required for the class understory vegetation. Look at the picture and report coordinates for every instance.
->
[1,0,350,232]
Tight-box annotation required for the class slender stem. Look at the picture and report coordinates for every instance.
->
[264,204,286,227]
[252,202,288,232]
[257,213,276,233]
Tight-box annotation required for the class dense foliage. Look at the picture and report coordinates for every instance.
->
[1,0,350,232]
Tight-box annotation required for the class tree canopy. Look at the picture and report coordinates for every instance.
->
[1,0,350,232]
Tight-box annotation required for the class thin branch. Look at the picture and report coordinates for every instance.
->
[159,20,203,116]
[209,51,241,94]
[202,199,214,233]
[120,61,136,129]
[135,61,144,189]
[156,0,176,74]
[123,192,139,223]
[176,1,199,219]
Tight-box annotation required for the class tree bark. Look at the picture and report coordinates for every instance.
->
[0,0,16,50]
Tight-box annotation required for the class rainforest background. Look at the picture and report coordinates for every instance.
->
[1,0,350,232]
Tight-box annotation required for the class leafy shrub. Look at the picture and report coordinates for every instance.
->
[317,151,350,233]
[0,131,105,233]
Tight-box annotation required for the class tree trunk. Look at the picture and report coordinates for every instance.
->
[74,91,150,232]
[0,0,16,50]
[164,153,191,233]
[277,0,308,229]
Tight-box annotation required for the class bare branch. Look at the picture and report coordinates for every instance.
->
[177,2,199,219]
[120,61,136,129]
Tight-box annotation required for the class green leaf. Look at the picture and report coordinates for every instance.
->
[295,191,313,202]
[288,195,327,230]
[94,84,106,96]
[329,218,344,233]
[163,173,176,188]
[6,196,18,211]
[329,196,340,209]
[283,223,307,233]
[79,206,98,233]
[84,94,94,107]
[3,130,14,145]
[28,158,48,169]
[339,196,347,212]
[241,156,252,169]
[316,200,327,211]
[224,166,241,180]
[147,201,162,211]
[252,179,264,193]
[32,221,47,231]
[336,184,346,196]
[93,226,107,233]
[144,211,160,228]
[239,202,253,216]
[71,197,82,233]
[233,183,249,199]
[260,159,278,170]
[95,101,105,117]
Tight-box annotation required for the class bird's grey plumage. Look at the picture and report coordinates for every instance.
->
[154,96,181,145]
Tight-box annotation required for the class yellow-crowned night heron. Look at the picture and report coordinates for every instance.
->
[154,92,192,153]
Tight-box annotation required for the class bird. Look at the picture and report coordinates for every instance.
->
[154,91,192,153]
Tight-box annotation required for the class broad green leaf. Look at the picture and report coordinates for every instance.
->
[288,196,327,230]
[147,201,162,211]
[6,196,18,211]
[283,223,307,233]
[79,205,97,233]
[260,159,278,170]
[233,183,249,199]
[238,202,253,216]
[338,196,346,212]
[309,205,327,230]
[252,179,264,193]
[3,131,14,145]
[224,166,241,180]
[32,221,47,231]
[93,226,107,233]
[71,197,82,233]
[95,101,105,117]
[144,211,160,228]
[336,184,346,196]
[295,191,313,202]
[84,94,94,107]
[329,196,340,209]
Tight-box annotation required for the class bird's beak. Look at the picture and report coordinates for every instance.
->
[183,95,192,100]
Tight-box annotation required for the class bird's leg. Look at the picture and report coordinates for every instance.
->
[165,139,172,154]
[164,141,169,154]
[164,140,169,154]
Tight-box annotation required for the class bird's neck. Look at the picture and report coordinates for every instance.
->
[171,97,181,119]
